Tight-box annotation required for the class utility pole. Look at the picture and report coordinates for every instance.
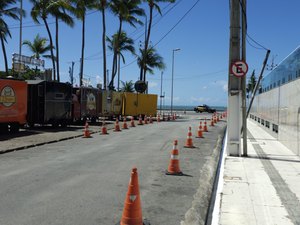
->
[106,69,109,89]
[18,0,23,78]
[241,0,247,156]
[69,61,75,86]
[228,0,242,156]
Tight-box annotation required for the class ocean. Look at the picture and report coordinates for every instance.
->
[157,105,227,112]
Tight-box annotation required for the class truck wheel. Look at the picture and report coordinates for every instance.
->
[10,123,20,133]
[0,124,8,134]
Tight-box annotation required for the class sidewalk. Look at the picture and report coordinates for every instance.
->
[215,120,300,225]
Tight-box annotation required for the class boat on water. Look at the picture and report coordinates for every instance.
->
[249,45,300,156]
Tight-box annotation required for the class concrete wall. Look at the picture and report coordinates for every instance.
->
[250,78,300,156]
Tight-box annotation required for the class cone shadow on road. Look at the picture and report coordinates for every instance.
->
[165,171,193,177]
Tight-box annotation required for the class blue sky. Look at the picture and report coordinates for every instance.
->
[2,0,300,107]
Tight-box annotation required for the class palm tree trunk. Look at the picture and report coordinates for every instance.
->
[55,17,60,82]
[43,18,56,81]
[143,5,153,82]
[80,14,86,86]
[140,4,154,81]
[101,6,107,90]
[117,54,120,91]
[109,18,122,89]
[0,34,9,76]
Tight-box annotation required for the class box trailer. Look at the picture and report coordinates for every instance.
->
[72,86,102,123]
[122,92,157,117]
[27,80,72,127]
[0,78,27,132]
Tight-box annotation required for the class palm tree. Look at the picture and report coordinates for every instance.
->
[71,0,95,86]
[107,31,135,90]
[120,80,135,92]
[48,0,74,82]
[0,0,22,76]
[247,70,256,98]
[23,34,51,59]
[137,46,165,79]
[22,34,51,75]
[94,0,109,90]
[108,0,144,90]
[30,0,57,80]
[140,0,174,81]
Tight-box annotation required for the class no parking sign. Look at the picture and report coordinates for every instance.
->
[230,60,248,77]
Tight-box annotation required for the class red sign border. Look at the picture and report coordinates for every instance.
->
[230,60,248,77]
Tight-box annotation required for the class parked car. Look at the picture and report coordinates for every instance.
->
[194,104,216,113]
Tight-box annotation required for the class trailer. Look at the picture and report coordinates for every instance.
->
[0,78,27,133]
[72,86,102,123]
[27,80,72,127]
[122,92,157,117]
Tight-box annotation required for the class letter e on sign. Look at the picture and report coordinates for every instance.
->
[231,60,248,77]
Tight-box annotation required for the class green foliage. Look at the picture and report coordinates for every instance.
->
[23,34,51,59]
[107,31,135,63]
[247,70,257,93]
[137,46,165,75]
[120,80,135,92]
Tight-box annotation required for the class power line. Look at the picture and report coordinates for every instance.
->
[121,0,201,70]
[147,69,227,81]
[85,1,183,61]
[154,0,201,47]
[246,33,269,51]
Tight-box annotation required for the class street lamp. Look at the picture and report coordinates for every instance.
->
[160,71,164,114]
[171,48,180,114]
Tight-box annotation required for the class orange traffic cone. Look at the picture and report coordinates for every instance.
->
[166,140,183,175]
[184,126,195,148]
[172,113,176,121]
[137,115,143,125]
[149,115,153,124]
[210,119,214,127]
[199,121,203,130]
[130,117,135,127]
[157,114,160,123]
[120,168,144,225]
[203,118,208,132]
[83,122,91,138]
[100,120,108,135]
[196,125,203,138]
[114,119,121,132]
[122,118,128,129]
[213,116,217,124]
[144,115,148,124]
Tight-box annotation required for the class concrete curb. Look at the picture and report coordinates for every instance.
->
[180,127,226,225]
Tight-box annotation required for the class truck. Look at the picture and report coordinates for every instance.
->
[194,104,216,113]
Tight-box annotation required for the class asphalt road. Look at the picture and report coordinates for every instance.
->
[0,112,226,225]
